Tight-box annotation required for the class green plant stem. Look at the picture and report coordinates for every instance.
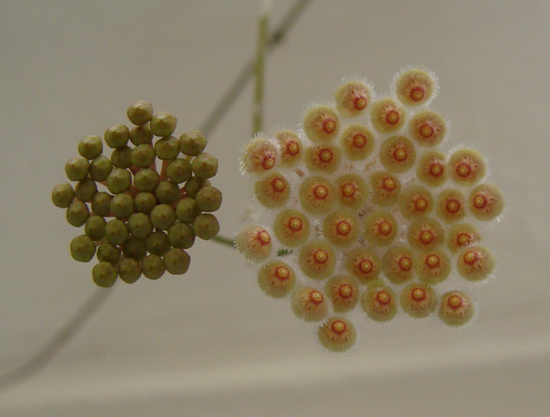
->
[212,234,235,248]
[253,6,269,136]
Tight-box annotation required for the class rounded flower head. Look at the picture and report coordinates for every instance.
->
[238,66,503,351]
[53,101,222,287]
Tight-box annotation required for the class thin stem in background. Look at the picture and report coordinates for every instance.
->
[0,0,312,392]
[253,3,269,136]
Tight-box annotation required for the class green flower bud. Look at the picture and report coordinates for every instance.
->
[134,168,160,192]
[142,254,165,280]
[104,123,129,148]
[180,130,206,156]
[89,155,113,181]
[128,212,153,239]
[105,219,129,245]
[78,135,103,160]
[151,111,177,137]
[150,203,176,230]
[127,100,153,125]
[118,258,141,284]
[74,178,98,202]
[168,222,195,249]
[193,213,219,240]
[110,193,135,219]
[66,199,89,227]
[52,183,75,208]
[176,197,200,223]
[163,248,190,275]
[134,192,157,214]
[65,156,89,181]
[196,185,222,212]
[146,230,170,255]
[97,242,121,264]
[130,124,153,145]
[91,192,112,217]
[106,168,131,194]
[70,235,96,262]
[85,215,106,241]
[122,238,147,261]
[192,153,218,179]
[184,176,209,199]
[131,144,156,168]
[111,146,132,168]
[92,262,118,287]
[166,158,192,183]
[154,136,180,160]
[155,180,180,204]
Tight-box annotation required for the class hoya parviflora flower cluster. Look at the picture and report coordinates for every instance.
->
[52,101,222,287]
[237,67,504,352]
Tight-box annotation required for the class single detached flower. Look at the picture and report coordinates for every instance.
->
[52,101,222,287]
[237,67,503,352]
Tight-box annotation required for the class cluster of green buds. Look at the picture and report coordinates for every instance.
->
[237,67,504,352]
[52,101,222,287]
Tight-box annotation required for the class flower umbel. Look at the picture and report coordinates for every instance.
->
[52,101,222,287]
[238,67,504,352]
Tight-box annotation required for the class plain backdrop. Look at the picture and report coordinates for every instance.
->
[1,1,550,416]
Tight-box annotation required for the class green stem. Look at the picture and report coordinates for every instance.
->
[253,5,269,136]
[212,234,235,248]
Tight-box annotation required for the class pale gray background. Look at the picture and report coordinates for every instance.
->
[1,1,549,416]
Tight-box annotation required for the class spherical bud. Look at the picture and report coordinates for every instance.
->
[192,153,218,179]
[163,248,191,275]
[409,111,446,146]
[127,100,153,125]
[155,180,180,204]
[291,287,328,322]
[274,130,302,167]
[91,192,112,217]
[154,136,181,160]
[258,261,296,298]
[176,197,201,223]
[449,148,486,185]
[131,144,156,168]
[130,124,153,145]
[361,282,397,322]
[134,168,160,192]
[345,247,381,284]
[363,211,398,247]
[456,246,494,282]
[400,283,437,318]
[371,98,405,133]
[104,219,129,245]
[273,209,310,247]
[325,275,359,313]
[380,136,416,173]
[52,183,75,208]
[70,235,96,262]
[66,200,89,227]
[303,105,339,143]
[184,176,208,199]
[65,156,89,181]
[235,225,272,262]
[168,222,195,249]
[106,168,131,194]
[78,135,103,160]
[128,212,153,239]
[92,262,118,288]
[150,203,177,231]
[468,184,504,221]
[370,171,401,206]
[382,246,415,284]
[134,192,157,214]
[439,290,475,326]
[180,130,207,156]
[109,193,134,219]
[318,317,356,352]
[151,111,177,137]
[335,80,371,117]
[298,239,336,279]
[122,238,147,261]
[97,242,121,264]
[146,230,170,255]
[84,215,106,241]
[142,255,166,280]
[104,123,129,149]
[111,146,132,169]
[193,214,220,240]
[196,186,222,212]
[166,158,192,183]
[339,124,375,160]
[90,155,113,181]
[118,258,141,284]
[254,172,290,208]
